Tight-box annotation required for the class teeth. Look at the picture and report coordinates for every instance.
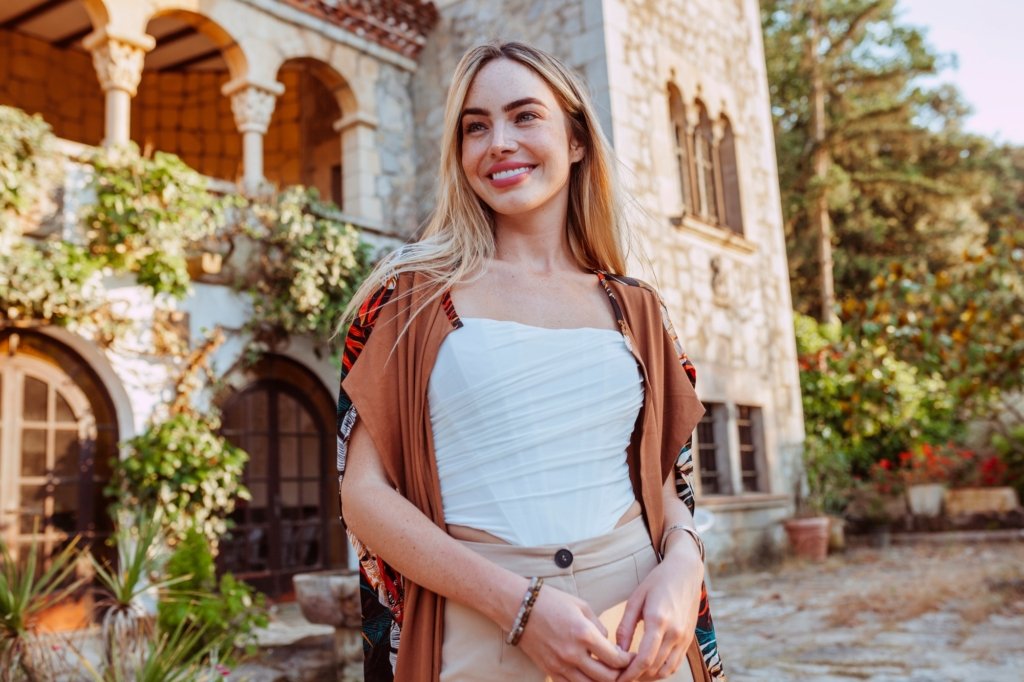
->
[492,166,530,180]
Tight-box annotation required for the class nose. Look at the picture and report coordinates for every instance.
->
[488,121,517,156]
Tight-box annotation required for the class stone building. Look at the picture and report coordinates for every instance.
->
[1,0,803,601]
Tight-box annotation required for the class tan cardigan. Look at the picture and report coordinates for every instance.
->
[339,270,718,681]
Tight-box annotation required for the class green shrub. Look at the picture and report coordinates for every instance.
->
[107,413,249,545]
[796,313,960,471]
[991,423,1024,501]
[157,528,268,661]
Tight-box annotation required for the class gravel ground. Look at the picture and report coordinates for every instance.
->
[710,540,1024,681]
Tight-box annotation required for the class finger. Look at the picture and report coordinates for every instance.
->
[649,646,685,680]
[588,626,632,669]
[615,592,644,651]
[617,624,663,682]
[581,602,609,639]
[578,654,625,682]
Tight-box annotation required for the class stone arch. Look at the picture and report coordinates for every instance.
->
[127,7,249,180]
[141,7,247,83]
[262,56,353,203]
[265,39,369,123]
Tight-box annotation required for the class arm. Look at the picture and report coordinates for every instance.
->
[341,419,632,679]
[614,476,704,681]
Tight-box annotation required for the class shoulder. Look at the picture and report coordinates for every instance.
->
[597,271,664,311]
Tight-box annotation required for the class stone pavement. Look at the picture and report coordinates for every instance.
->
[710,539,1024,681]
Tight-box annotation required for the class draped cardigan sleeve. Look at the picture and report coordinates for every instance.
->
[337,271,454,682]
[337,270,726,681]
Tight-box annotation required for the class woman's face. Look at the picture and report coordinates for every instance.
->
[459,58,584,223]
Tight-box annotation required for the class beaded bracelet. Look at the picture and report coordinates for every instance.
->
[660,523,705,563]
[506,576,544,646]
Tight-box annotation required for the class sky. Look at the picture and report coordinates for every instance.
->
[898,0,1024,145]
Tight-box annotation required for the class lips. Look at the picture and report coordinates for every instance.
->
[486,163,536,188]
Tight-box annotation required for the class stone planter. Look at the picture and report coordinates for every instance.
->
[293,570,362,681]
[906,483,946,517]
[945,487,1022,516]
[783,516,830,561]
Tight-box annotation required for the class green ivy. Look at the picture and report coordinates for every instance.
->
[107,413,250,545]
[84,146,234,299]
[242,187,372,346]
[0,105,53,217]
[0,240,102,325]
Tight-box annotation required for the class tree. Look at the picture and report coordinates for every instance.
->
[762,0,990,318]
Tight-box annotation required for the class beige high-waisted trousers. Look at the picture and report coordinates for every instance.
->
[440,516,698,681]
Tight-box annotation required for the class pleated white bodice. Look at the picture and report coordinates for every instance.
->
[427,317,644,546]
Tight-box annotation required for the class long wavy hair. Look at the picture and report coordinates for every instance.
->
[337,41,634,332]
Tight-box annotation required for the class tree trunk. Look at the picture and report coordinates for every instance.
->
[809,0,838,323]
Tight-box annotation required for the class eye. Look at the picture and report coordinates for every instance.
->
[516,111,539,123]
[463,121,487,134]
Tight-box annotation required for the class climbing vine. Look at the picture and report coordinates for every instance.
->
[1,104,375,548]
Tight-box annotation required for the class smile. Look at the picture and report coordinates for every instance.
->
[489,166,533,180]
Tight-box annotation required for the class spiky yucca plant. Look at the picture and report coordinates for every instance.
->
[0,531,84,680]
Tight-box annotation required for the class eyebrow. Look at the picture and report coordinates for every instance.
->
[460,97,547,119]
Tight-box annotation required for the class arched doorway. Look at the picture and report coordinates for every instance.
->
[0,330,118,563]
[218,355,341,597]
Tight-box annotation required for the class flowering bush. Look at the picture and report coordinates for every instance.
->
[894,443,958,486]
[887,442,1010,488]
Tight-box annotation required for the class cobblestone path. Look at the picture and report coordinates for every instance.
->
[711,541,1024,681]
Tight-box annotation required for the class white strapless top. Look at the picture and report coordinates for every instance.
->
[427,317,644,546]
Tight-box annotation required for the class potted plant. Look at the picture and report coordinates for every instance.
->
[845,461,907,546]
[898,443,955,517]
[784,436,844,561]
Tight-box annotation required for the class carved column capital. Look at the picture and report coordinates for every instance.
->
[222,79,285,135]
[84,33,153,96]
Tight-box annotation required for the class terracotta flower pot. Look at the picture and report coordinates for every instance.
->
[783,516,830,561]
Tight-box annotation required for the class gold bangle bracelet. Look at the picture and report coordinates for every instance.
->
[660,523,705,562]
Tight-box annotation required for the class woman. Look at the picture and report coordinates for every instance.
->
[337,42,725,682]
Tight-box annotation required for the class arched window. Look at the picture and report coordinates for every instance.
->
[667,84,693,216]
[693,101,720,224]
[218,355,341,597]
[719,116,743,235]
[0,331,118,561]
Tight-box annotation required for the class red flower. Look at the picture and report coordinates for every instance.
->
[879,459,892,470]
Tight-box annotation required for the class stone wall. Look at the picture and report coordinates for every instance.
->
[0,29,105,146]
[600,0,804,504]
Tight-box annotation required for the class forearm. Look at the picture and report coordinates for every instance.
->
[659,477,705,572]
[342,475,527,630]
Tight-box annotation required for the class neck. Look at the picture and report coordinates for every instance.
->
[491,203,578,275]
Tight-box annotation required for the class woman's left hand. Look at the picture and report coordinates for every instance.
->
[613,549,703,681]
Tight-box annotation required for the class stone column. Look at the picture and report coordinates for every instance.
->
[222,79,285,195]
[83,30,155,148]
[334,112,383,223]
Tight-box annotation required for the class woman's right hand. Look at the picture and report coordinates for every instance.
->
[517,585,633,681]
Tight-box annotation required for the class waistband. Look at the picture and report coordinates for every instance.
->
[454,515,653,576]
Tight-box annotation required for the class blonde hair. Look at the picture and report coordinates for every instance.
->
[338,41,632,332]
